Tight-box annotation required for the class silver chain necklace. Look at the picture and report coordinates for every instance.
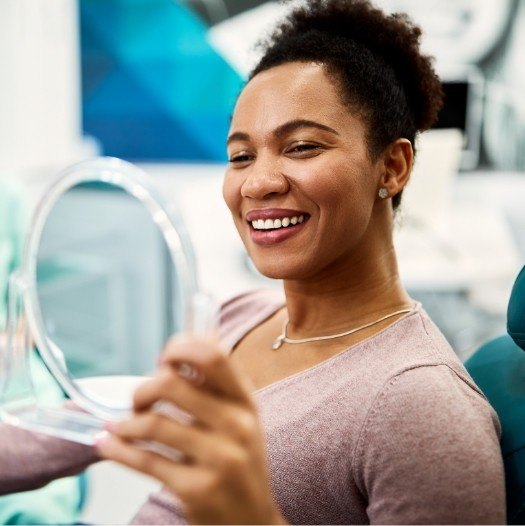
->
[272,307,413,350]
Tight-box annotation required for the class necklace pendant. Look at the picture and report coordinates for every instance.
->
[272,336,284,350]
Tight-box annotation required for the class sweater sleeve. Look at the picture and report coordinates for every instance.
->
[0,423,99,495]
[353,364,505,525]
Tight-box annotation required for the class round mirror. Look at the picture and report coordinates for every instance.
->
[10,157,199,432]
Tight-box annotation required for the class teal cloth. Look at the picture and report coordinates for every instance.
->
[0,180,83,525]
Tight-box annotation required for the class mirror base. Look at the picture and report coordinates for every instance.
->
[1,406,106,446]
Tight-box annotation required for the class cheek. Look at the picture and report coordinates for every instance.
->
[296,161,376,243]
[293,160,367,215]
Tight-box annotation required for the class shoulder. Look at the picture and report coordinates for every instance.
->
[363,363,498,434]
[353,305,481,394]
[217,288,285,350]
[352,364,505,523]
[354,363,502,481]
[370,305,487,395]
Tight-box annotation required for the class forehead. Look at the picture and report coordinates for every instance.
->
[231,62,355,133]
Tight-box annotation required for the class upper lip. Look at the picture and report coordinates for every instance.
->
[245,208,309,222]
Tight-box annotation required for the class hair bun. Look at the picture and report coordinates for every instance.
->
[254,0,443,132]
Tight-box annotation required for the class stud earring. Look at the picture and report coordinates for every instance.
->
[378,188,388,199]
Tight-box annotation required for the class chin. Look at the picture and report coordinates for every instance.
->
[250,255,316,281]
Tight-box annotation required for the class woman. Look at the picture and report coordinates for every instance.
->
[96,0,505,523]
[0,0,505,524]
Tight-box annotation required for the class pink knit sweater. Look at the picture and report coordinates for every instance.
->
[0,290,505,524]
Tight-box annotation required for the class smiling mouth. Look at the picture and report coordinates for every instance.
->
[249,214,308,231]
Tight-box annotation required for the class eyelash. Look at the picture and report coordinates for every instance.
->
[228,153,253,164]
[228,143,321,164]
[289,143,320,153]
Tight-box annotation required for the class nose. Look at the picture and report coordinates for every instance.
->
[240,156,290,200]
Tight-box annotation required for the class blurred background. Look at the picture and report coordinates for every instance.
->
[0,0,524,523]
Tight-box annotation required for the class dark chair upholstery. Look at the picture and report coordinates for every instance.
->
[466,266,525,524]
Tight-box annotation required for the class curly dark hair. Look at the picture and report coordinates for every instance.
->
[249,0,444,209]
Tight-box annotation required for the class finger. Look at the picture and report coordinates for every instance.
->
[110,413,252,473]
[95,433,213,499]
[160,336,254,402]
[133,370,257,441]
[109,413,214,463]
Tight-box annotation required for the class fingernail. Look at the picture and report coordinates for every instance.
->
[94,430,110,451]
[177,362,194,378]
[104,420,117,432]
[178,363,205,385]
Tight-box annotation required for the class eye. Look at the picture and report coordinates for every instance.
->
[287,143,322,156]
[228,152,254,165]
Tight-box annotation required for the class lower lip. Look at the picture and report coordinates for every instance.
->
[249,221,308,246]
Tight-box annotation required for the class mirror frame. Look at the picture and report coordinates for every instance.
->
[21,157,198,419]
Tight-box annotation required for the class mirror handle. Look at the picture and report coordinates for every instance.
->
[190,291,219,338]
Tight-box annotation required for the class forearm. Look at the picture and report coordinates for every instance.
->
[0,422,99,495]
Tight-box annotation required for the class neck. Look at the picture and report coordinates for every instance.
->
[282,245,411,337]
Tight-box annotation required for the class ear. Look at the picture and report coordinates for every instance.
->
[378,138,413,198]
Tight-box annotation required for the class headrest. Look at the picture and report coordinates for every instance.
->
[508,266,525,351]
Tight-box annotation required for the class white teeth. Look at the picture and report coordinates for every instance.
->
[251,214,307,230]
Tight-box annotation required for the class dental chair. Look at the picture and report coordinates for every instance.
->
[465,266,525,524]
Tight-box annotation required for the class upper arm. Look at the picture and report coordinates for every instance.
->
[354,365,505,525]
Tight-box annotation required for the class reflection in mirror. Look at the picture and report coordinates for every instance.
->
[35,182,179,400]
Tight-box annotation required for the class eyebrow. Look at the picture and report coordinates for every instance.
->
[226,119,340,146]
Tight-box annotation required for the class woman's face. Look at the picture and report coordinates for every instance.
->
[223,61,385,280]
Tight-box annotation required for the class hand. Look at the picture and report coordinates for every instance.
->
[95,336,286,525]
